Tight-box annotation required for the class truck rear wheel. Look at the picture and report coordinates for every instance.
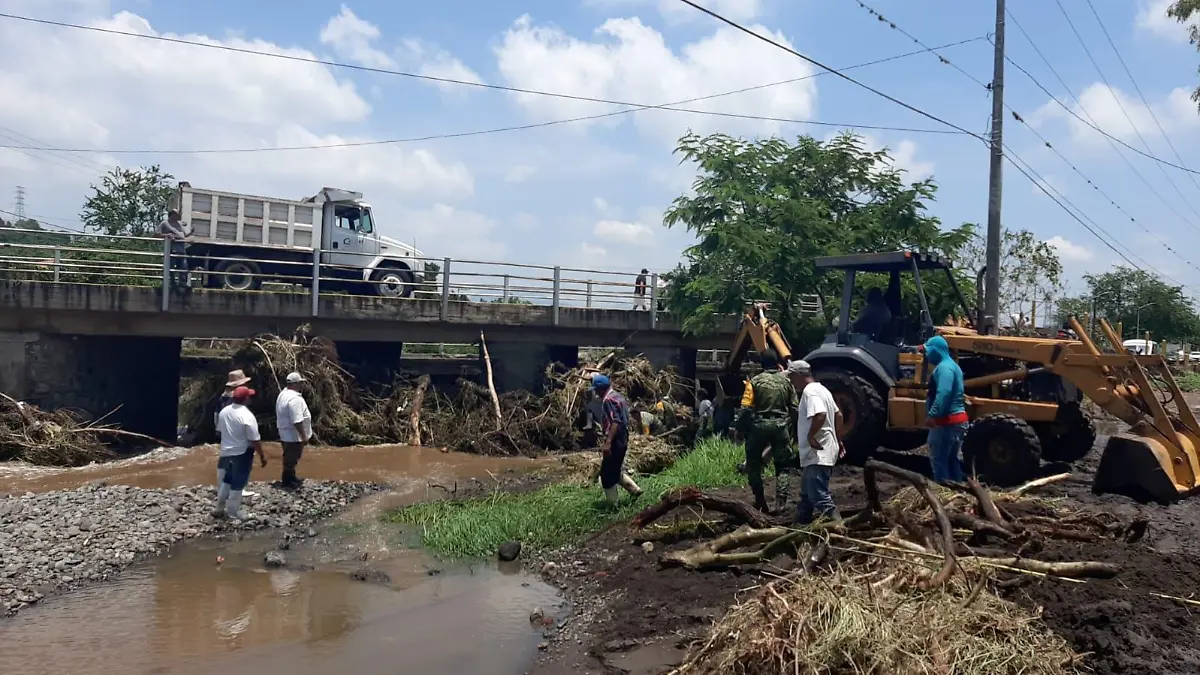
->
[963,414,1042,487]
[370,266,414,299]
[216,258,262,291]
[813,369,885,465]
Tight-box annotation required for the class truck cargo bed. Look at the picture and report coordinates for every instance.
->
[179,186,316,250]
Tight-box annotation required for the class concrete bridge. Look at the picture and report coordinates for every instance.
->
[0,281,737,440]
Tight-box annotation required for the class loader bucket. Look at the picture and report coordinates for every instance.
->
[1093,433,1199,504]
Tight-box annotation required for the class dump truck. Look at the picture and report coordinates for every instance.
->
[169,183,425,298]
[721,251,1200,503]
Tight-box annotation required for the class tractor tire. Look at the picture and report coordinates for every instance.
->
[883,429,928,452]
[962,414,1042,487]
[813,369,885,465]
[1035,402,1097,464]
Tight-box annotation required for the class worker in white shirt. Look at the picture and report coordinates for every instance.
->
[275,371,313,489]
[215,386,267,520]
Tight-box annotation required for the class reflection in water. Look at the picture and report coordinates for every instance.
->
[0,537,560,675]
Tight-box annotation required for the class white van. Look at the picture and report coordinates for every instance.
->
[1122,339,1157,355]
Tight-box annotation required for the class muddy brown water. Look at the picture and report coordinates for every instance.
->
[0,445,565,675]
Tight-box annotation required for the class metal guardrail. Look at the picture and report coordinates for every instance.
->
[0,227,670,326]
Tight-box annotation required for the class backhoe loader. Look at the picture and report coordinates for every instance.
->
[725,250,1200,502]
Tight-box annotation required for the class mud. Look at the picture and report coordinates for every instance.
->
[529,446,1200,675]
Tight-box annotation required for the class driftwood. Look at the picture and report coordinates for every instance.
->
[863,460,957,589]
[631,486,778,530]
[1008,472,1072,498]
[661,526,793,569]
[968,478,1007,526]
[408,375,430,447]
[478,331,503,433]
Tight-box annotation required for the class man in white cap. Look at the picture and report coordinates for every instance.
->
[275,371,313,489]
[785,360,845,524]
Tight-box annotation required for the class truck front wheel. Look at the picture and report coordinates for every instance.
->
[216,258,262,292]
[370,266,414,299]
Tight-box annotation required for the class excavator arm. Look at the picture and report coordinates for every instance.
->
[724,303,793,375]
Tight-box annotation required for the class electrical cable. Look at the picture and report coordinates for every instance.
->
[847,0,1200,276]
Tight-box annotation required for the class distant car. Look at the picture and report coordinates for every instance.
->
[1190,352,1200,362]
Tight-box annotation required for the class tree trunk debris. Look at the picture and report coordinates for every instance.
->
[408,374,431,447]
[479,331,503,433]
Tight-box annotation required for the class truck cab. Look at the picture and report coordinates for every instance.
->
[313,188,424,298]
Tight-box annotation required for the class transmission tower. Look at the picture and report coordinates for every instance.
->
[14,185,26,218]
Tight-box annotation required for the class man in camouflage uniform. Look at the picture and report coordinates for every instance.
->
[737,348,799,513]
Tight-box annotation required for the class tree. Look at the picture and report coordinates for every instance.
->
[1168,1,1200,107]
[81,165,175,237]
[0,216,41,230]
[1055,267,1200,342]
[958,227,1064,328]
[662,131,973,339]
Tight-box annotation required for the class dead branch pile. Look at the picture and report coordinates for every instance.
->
[558,434,682,481]
[0,393,117,466]
[634,462,1133,675]
[180,333,690,455]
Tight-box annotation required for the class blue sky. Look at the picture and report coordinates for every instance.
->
[1,0,1199,303]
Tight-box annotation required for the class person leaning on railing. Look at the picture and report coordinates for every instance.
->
[159,209,190,290]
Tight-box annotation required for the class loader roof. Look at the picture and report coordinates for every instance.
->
[815,250,953,273]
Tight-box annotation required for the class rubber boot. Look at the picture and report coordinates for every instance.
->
[619,473,643,497]
[752,487,770,515]
[603,486,620,507]
[213,482,231,518]
[774,469,792,513]
[225,489,244,520]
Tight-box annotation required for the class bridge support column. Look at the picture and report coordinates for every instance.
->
[337,341,404,389]
[485,342,578,393]
[0,331,181,443]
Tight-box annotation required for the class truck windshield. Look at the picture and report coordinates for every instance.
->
[359,208,374,234]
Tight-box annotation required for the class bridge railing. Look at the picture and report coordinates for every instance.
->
[0,227,670,326]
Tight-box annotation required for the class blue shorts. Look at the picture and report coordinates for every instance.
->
[218,448,254,490]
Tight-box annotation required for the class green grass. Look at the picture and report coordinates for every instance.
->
[388,436,745,558]
[1175,370,1200,393]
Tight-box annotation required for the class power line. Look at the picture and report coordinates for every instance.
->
[1054,0,1200,226]
[0,127,111,174]
[846,0,1200,276]
[1081,0,1200,207]
[0,207,84,233]
[0,36,985,155]
[1005,10,1200,240]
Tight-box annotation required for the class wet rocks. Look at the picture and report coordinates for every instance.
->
[498,540,522,562]
[264,551,287,568]
[349,566,390,584]
[0,479,379,618]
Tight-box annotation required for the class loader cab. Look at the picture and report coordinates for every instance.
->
[814,251,973,381]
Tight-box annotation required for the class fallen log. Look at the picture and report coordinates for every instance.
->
[864,460,957,589]
[631,486,778,530]
[660,526,794,570]
[408,374,431,447]
[970,557,1119,579]
[947,511,1015,540]
[968,478,1007,526]
[479,331,503,433]
[1007,472,1071,498]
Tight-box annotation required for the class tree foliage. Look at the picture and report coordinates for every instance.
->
[81,165,175,237]
[958,227,1063,327]
[1055,267,1200,341]
[0,216,42,230]
[1169,0,1200,107]
[662,131,973,339]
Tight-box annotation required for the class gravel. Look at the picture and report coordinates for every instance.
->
[0,479,380,617]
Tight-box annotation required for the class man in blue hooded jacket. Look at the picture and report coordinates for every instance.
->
[923,335,968,482]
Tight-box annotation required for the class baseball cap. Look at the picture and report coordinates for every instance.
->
[786,360,811,374]
[591,374,611,390]
[232,386,255,401]
[286,371,306,384]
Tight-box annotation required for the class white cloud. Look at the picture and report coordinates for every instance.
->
[504,164,536,183]
[1032,83,1199,148]
[494,15,816,143]
[594,219,655,245]
[1046,235,1094,263]
[399,39,485,93]
[856,135,934,180]
[319,5,396,69]
[1136,0,1189,42]
[584,0,765,23]
[0,8,476,255]
[581,242,609,259]
[394,204,506,259]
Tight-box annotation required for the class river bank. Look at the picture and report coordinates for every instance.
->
[0,479,380,617]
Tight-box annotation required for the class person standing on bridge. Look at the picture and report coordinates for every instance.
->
[275,371,313,489]
[215,386,267,520]
[633,269,649,311]
[160,209,190,289]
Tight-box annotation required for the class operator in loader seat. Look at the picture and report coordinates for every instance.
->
[852,287,892,341]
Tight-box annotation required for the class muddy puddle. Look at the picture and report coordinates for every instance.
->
[0,444,567,675]
[0,536,560,675]
[0,443,552,498]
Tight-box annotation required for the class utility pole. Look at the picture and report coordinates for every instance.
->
[14,185,26,219]
[983,0,1006,334]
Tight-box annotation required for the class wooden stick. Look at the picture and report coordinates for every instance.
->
[967,478,1007,526]
[479,331,503,433]
[631,486,778,530]
[969,557,1119,579]
[864,459,957,589]
[1009,472,1072,498]
[408,374,430,446]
